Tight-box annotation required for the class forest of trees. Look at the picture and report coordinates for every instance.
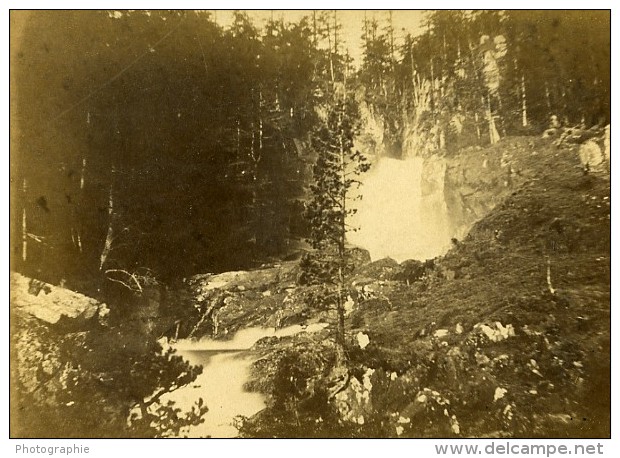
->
[360,10,610,156]
[12,10,610,293]
[13,11,320,290]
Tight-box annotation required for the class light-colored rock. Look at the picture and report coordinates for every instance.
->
[10,273,108,325]
[333,369,376,425]
[475,321,515,342]
[362,368,375,392]
[475,351,491,365]
[451,415,461,435]
[579,139,604,172]
[190,262,297,294]
[344,295,355,316]
[357,332,370,349]
[494,387,508,402]
[603,124,610,162]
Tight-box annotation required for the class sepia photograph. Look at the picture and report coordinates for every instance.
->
[9,7,611,440]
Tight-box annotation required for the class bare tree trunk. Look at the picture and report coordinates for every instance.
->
[250,124,255,166]
[187,292,227,339]
[336,105,347,363]
[389,11,395,64]
[544,81,552,111]
[80,157,86,190]
[410,40,415,85]
[258,90,263,151]
[336,280,346,362]
[236,117,241,158]
[22,178,27,262]
[174,321,180,342]
[99,166,115,270]
[72,156,87,254]
[363,12,369,50]
[312,11,318,47]
[429,57,436,114]
[333,10,338,57]
[487,95,500,144]
[326,18,335,85]
[521,73,528,127]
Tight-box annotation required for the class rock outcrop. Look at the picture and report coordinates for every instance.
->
[11,272,113,435]
[350,136,554,262]
[11,272,109,326]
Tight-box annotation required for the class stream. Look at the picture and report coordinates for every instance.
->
[161,323,328,438]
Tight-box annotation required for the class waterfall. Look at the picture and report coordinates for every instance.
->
[348,156,452,262]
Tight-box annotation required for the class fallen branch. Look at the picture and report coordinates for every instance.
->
[187,291,231,339]
[186,304,213,340]
[105,269,144,294]
[26,232,46,243]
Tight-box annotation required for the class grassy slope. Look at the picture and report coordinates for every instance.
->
[347,136,610,437]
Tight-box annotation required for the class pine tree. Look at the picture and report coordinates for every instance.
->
[301,91,369,360]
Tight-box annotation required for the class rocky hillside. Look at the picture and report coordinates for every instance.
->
[340,135,610,438]
[184,134,610,438]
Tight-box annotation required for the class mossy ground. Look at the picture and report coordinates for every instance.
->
[347,137,610,437]
[240,136,610,438]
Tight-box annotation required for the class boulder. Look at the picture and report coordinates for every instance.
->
[333,368,375,425]
[10,272,111,415]
[579,140,604,173]
[354,257,399,280]
[346,247,372,268]
[10,273,109,325]
[189,262,298,295]
[394,259,435,284]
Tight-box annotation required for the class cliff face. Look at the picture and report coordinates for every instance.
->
[351,105,539,262]
[352,102,610,265]
[441,138,532,242]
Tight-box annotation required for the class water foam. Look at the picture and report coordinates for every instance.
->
[172,323,329,351]
[348,156,451,262]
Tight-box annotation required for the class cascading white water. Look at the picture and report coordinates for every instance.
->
[161,323,328,438]
[167,350,265,438]
[348,156,452,262]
